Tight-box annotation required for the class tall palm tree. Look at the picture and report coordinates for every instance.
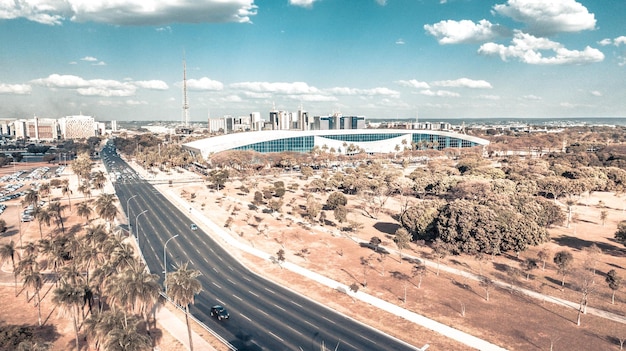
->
[33,207,51,239]
[95,193,119,223]
[77,181,91,199]
[48,201,67,233]
[77,201,93,223]
[61,182,73,211]
[22,269,44,326]
[0,240,19,295]
[22,189,40,209]
[103,315,152,351]
[111,262,160,333]
[52,282,85,351]
[23,241,38,257]
[165,262,202,351]
[110,243,136,272]
[92,171,107,192]
[84,224,108,250]
[38,182,51,204]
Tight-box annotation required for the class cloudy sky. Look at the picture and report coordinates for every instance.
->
[0,0,624,122]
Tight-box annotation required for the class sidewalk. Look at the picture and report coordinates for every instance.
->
[154,303,217,351]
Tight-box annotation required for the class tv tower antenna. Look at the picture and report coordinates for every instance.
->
[182,53,190,127]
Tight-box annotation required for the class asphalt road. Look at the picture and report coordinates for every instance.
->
[102,145,419,351]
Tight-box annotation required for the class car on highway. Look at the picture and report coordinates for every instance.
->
[210,305,229,320]
[190,223,198,231]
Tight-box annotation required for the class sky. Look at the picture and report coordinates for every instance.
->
[0,0,625,122]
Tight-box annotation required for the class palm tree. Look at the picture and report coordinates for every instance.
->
[92,171,107,192]
[22,269,44,326]
[23,241,38,257]
[0,240,19,295]
[110,243,136,272]
[114,262,160,333]
[77,201,93,223]
[77,181,91,199]
[33,207,51,239]
[38,182,51,203]
[61,182,73,211]
[22,189,40,209]
[52,282,85,351]
[95,193,119,223]
[104,315,152,351]
[165,262,202,351]
[48,201,67,233]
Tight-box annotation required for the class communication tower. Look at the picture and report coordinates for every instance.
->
[182,56,190,127]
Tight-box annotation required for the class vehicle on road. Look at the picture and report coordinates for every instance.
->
[210,305,229,320]
[190,223,198,231]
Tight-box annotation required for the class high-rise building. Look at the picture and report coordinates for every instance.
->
[59,115,97,139]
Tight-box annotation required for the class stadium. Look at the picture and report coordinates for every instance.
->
[182,129,489,160]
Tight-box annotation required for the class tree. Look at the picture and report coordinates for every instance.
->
[479,276,494,302]
[95,193,119,222]
[537,247,551,271]
[333,205,348,224]
[606,269,622,304]
[412,263,426,288]
[48,201,67,233]
[32,208,50,239]
[61,181,72,211]
[394,228,411,263]
[326,191,347,210]
[432,239,449,276]
[600,210,608,227]
[553,250,573,287]
[276,249,285,266]
[391,271,411,304]
[575,268,597,326]
[305,195,322,223]
[22,269,43,326]
[0,240,19,295]
[360,255,373,287]
[521,258,538,280]
[207,169,229,191]
[52,282,85,351]
[77,201,93,223]
[615,220,626,246]
[165,262,202,351]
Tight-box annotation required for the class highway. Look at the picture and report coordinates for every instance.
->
[102,144,419,351]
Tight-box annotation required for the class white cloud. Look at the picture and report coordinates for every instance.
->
[478,95,501,100]
[590,90,602,97]
[419,90,460,97]
[395,79,430,89]
[395,38,405,45]
[0,83,32,95]
[289,0,319,8]
[615,36,626,46]
[492,0,596,35]
[522,94,542,100]
[30,74,171,97]
[424,19,507,44]
[186,77,224,91]
[598,38,613,46]
[80,56,98,62]
[432,78,492,89]
[93,61,106,66]
[231,81,320,95]
[223,95,243,102]
[134,80,169,90]
[375,0,388,5]
[326,87,400,97]
[286,94,338,102]
[69,61,77,65]
[478,31,604,65]
[156,26,172,33]
[0,0,257,25]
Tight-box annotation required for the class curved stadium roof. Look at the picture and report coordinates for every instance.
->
[182,129,489,160]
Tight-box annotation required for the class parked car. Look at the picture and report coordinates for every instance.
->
[210,305,229,320]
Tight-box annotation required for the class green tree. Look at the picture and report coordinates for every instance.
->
[165,262,202,351]
[553,250,574,287]
[0,240,19,295]
[333,205,348,224]
[606,269,622,304]
[615,220,626,246]
[394,227,411,263]
[52,283,85,351]
[77,201,93,223]
[95,193,119,222]
[521,258,538,280]
[326,191,347,210]
[22,269,43,326]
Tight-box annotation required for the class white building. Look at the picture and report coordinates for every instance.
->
[59,115,97,139]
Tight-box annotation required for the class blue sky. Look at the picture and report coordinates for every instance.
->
[0,0,624,122]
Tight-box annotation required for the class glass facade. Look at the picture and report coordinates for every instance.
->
[233,136,314,153]
[322,133,404,143]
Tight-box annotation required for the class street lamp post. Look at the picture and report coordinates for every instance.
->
[126,195,138,234]
[135,209,148,245]
[163,234,180,295]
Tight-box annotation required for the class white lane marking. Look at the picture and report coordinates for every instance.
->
[232,294,242,301]
[240,313,251,322]
[304,320,316,328]
[243,276,252,282]
[227,278,236,285]
[273,304,286,312]
[212,267,219,273]
[248,291,259,298]
[290,300,303,308]
[217,298,225,305]
[211,282,222,289]
[264,287,275,294]
[268,331,284,342]
[322,316,336,325]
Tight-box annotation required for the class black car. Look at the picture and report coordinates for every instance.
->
[210,305,229,320]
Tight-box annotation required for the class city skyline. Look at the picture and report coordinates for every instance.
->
[0,0,624,121]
